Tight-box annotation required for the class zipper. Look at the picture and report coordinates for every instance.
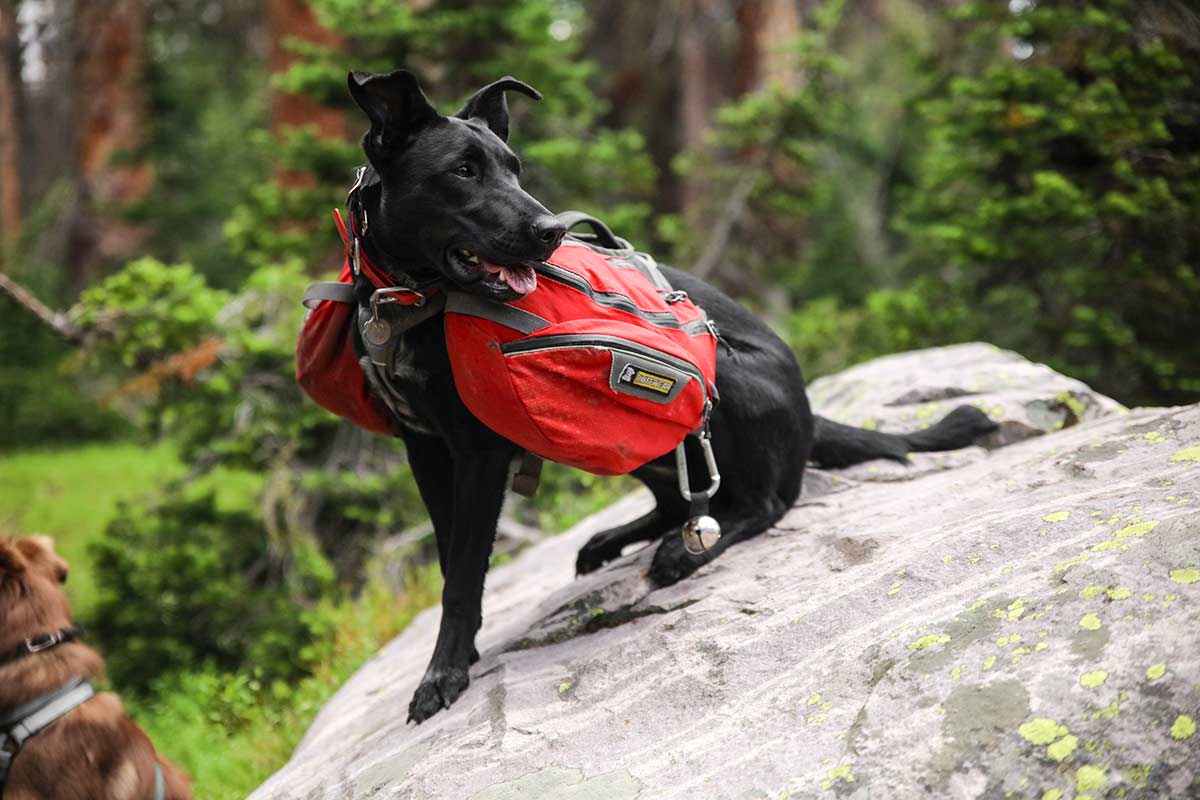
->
[534,261,710,336]
[500,333,707,392]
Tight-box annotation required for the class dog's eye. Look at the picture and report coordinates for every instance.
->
[453,164,475,179]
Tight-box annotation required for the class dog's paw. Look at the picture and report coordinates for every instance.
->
[648,533,708,587]
[407,667,470,724]
[575,539,609,576]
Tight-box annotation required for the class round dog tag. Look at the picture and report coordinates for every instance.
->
[364,318,392,346]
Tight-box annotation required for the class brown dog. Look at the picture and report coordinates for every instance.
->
[0,536,191,800]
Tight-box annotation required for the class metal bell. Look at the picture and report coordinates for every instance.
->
[681,515,721,555]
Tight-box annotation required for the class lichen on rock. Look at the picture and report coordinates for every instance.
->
[250,345,1200,800]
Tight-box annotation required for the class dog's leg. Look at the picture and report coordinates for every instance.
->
[648,505,790,587]
[576,475,691,575]
[404,433,480,665]
[407,448,511,724]
[404,432,455,574]
[575,509,663,575]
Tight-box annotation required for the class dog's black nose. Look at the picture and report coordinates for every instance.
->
[532,216,566,251]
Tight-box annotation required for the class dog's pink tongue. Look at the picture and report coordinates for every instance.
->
[502,264,537,295]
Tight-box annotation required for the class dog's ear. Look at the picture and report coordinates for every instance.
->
[16,536,68,583]
[347,69,440,164]
[0,539,26,578]
[454,77,542,142]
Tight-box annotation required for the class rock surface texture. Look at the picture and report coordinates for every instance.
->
[252,344,1200,800]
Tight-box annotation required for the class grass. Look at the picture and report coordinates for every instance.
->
[0,441,182,617]
[127,566,443,799]
[0,440,444,798]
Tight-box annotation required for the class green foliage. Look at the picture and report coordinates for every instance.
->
[0,303,130,448]
[688,0,1198,406]
[783,278,974,380]
[133,0,270,287]
[74,259,229,370]
[90,484,338,693]
[229,0,658,268]
[521,462,639,533]
[122,566,442,800]
[71,257,429,586]
[896,0,1200,404]
[0,235,129,448]
[678,0,935,304]
[0,440,440,798]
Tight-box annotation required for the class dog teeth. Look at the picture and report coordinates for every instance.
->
[457,248,480,265]
[496,269,509,285]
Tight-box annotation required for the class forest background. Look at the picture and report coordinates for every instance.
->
[0,1,1196,796]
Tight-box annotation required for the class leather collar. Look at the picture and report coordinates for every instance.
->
[0,626,83,668]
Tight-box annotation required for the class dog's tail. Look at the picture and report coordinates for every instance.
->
[810,405,998,469]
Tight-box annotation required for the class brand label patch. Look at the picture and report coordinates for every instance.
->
[618,364,676,396]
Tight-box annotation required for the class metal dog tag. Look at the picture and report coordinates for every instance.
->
[364,317,392,346]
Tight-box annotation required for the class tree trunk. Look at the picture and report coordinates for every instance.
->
[735,0,802,93]
[68,0,150,292]
[584,0,682,214]
[677,0,724,213]
[266,0,346,189]
[0,0,22,243]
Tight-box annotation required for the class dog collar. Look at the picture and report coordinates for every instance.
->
[0,626,83,667]
[340,167,445,299]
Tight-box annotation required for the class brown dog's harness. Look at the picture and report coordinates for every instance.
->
[0,629,164,800]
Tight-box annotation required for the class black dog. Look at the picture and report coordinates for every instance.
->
[342,69,996,724]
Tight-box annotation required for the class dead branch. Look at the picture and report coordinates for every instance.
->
[691,166,762,280]
[0,270,82,342]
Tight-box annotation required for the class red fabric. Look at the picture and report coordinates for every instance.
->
[295,255,398,435]
[294,210,426,435]
[296,222,718,473]
[331,208,428,303]
[446,241,717,474]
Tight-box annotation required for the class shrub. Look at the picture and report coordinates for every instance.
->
[897,0,1200,404]
[89,486,337,692]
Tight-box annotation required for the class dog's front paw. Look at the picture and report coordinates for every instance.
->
[575,539,609,575]
[407,666,470,724]
[649,532,709,587]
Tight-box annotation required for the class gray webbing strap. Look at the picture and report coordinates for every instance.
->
[555,211,675,293]
[0,679,167,800]
[0,678,95,795]
[444,292,551,334]
[5,679,94,750]
[358,294,447,369]
[302,282,356,309]
[628,251,674,293]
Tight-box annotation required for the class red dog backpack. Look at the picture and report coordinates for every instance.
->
[295,210,407,435]
[296,209,719,477]
[445,231,718,475]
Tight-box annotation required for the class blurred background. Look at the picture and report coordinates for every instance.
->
[0,0,1196,795]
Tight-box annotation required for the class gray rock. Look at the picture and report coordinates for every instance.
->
[251,345,1200,800]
